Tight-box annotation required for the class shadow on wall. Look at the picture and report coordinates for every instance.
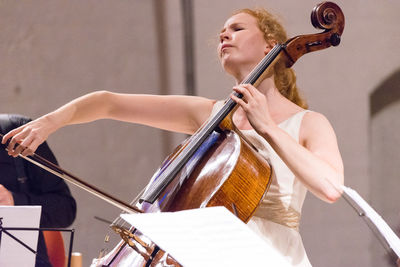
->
[370,68,400,117]
[369,67,400,266]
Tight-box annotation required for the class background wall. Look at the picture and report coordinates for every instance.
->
[1,0,399,266]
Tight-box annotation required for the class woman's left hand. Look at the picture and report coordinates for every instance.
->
[230,84,275,134]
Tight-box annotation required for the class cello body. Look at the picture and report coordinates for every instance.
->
[92,126,272,266]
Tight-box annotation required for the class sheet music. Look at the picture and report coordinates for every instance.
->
[121,206,291,267]
[0,205,42,267]
[342,186,400,257]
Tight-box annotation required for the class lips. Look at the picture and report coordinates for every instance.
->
[221,44,233,50]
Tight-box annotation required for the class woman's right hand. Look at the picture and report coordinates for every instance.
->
[1,115,56,157]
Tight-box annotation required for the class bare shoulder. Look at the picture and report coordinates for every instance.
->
[187,95,216,110]
[302,111,333,129]
[300,110,343,174]
[300,111,338,147]
[186,96,217,125]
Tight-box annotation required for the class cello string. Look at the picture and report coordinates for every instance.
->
[112,187,147,228]
[141,45,283,201]
[148,44,280,189]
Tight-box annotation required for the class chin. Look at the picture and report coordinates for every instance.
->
[221,56,237,73]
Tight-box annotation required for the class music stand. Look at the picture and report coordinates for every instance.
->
[341,186,400,262]
[0,206,75,267]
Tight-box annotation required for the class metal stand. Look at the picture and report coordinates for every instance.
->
[0,217,75,267]
[341,187,400,264]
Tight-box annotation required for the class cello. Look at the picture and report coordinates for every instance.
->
[1,2,345,266]
[94,2,345,265]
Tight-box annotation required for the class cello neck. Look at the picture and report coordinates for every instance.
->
[139,44,285,204]
[211,43,285,129]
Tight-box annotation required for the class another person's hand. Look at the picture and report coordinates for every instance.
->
[0,184,14,205]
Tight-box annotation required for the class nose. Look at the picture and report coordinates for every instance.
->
[219,31,230,43]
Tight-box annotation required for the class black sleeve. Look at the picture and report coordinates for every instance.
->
[0,114,77,228]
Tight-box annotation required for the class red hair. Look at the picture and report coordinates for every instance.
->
[235,8,308,109]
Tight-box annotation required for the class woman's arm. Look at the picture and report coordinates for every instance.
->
[2,91,215,156]
[232,84,343,203]
[264,112,344,203]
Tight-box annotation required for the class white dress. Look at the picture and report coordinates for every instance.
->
[212,101,312,267]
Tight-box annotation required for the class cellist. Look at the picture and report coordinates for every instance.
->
[2,7,343,267]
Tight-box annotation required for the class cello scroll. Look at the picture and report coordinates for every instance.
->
[281,1,345,68]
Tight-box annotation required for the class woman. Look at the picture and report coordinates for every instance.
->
[2,8,343,266]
